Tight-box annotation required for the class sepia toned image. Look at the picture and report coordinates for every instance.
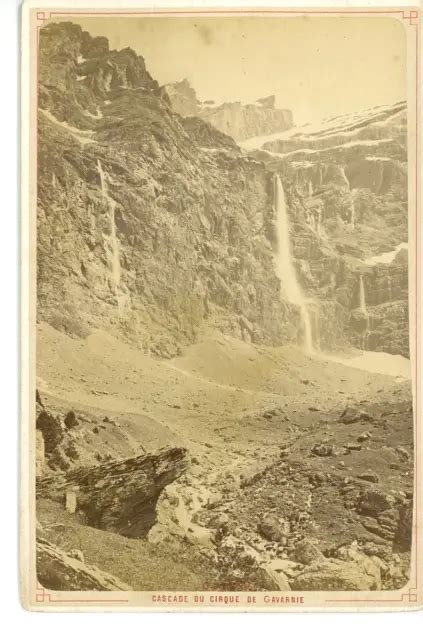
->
[21,2,422,611]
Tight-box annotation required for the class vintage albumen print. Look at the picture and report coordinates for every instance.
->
[21,2,422,611]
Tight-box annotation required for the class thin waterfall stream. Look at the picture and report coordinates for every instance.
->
[97,159,121,289]
[273,174,314,352]
[359,274,367,315]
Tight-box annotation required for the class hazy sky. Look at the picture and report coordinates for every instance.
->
[58,16,406,125]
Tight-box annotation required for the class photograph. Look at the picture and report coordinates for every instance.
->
[20,2,421,611]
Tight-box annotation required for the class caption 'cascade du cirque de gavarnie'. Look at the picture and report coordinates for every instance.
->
[25,10,420,610]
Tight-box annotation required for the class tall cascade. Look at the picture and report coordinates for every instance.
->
[273,174,313,352]
[357,274,371,350]
[97,160,121,289]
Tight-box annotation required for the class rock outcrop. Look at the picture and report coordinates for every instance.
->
[37,538,132,590]
[164,80,294,141]
[291,558,379,591]
[37,447,189,537]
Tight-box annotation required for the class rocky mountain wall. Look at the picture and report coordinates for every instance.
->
[37,22,410,358]
[246,103,410,356]
[37,22,301,358]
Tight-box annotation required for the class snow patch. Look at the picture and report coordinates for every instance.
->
[365,156,393,162]
[240,102,405,151]
[364,242,408,266]
[83,108,103,120]
[39,108,95,146]
[327,351,410,379]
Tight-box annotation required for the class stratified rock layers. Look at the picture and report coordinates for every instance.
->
[37,447,189,537]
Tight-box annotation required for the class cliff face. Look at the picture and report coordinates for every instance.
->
[164,79,294,141]
[244,103,409,356]
[38,22,300,358]
[38,22,409,359]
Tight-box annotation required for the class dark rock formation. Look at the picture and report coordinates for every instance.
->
[394,500,413,551]
[37,447,189,537]
[36,409,64,454]
[37,538,131,590]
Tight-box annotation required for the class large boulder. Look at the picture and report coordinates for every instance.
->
[258,514,290,542]
[357,488,395,517]
[37,539,131,591]
[291,558,379,591]
[291,539,325,565]
[394,500,413,551]
[37,447,189,537]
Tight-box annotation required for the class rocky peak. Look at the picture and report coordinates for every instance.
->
[164,80,294,142]
[39,21,158,125]
[163,78,199,117]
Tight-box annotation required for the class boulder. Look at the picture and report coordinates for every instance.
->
[258,515,290,542]
[291,539,325,565]
[291,558,379,591]
[339,407,373,425]
[37,539,131,591]
[37,447,189,537]
[357,488,395,517]
[262,566,291,591]
[335,544,382,589]
[311,443,334,457]
[357,472,380,484]
[394,500,413,551]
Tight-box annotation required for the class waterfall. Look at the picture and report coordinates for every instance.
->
[273,175,313,352]
[97,160,121,289]
[359,275,367,314]
[340,167,350,189]
[350,200,355,228]
[308,180,313,198]
[97,159,107,196]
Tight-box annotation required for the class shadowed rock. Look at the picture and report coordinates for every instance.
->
[37,447,189,537]
[37,538,131,591]
[291,558,379,591]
